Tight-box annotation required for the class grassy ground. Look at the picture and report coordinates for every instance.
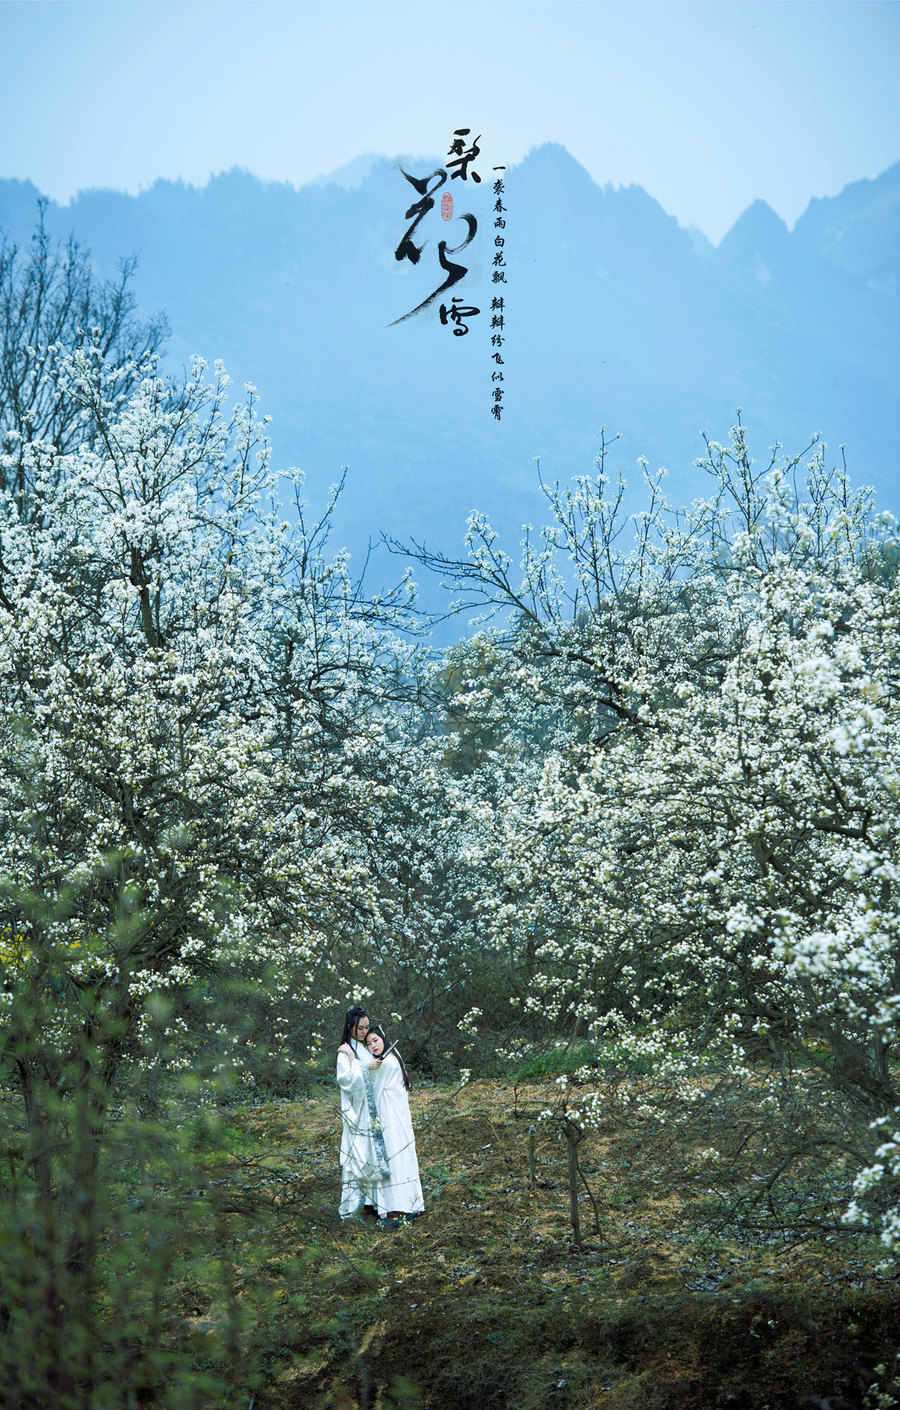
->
[140,1075,900,1410]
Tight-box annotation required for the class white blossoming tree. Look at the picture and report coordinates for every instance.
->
[0,342,422,1394]
[0,203,168,506]
[408,423,900,1251]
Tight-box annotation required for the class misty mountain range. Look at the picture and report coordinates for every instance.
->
[1,144,898,601]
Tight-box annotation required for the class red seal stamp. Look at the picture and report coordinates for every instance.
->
[441,191,453,221]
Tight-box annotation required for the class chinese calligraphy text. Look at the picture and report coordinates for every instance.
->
[490,172,508,421]
[390,127,483,329]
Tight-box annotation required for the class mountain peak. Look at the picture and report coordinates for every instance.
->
[518,142,595,184]
[721,199,789,245]
[717,199,792,278]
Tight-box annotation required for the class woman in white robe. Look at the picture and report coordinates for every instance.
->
[365,1025,425,1222]
[336,1006,390,1220]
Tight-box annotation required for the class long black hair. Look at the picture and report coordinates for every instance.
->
[339,1005,368,1049]
[366,1024,410,1091]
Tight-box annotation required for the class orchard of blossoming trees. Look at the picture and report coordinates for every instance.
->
[1,222,899,1402]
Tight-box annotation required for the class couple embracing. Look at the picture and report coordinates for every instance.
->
[336,1005,425,1227]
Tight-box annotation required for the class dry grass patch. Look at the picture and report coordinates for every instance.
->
[196,1075,900,1408]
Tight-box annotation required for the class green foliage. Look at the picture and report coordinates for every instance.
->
[514,1041,673,1083]
[421,1160,452,1200]
[0,1086,266,1406]
[515,1042,601,1082]
[381,1375,424,1410]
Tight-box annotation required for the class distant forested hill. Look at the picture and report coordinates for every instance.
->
[2,146,898,591]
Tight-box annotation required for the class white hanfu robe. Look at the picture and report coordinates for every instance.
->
[336,1040,390,1220]
[370,1053,424,1218]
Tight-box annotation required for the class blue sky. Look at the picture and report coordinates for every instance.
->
[2,0,899,243]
